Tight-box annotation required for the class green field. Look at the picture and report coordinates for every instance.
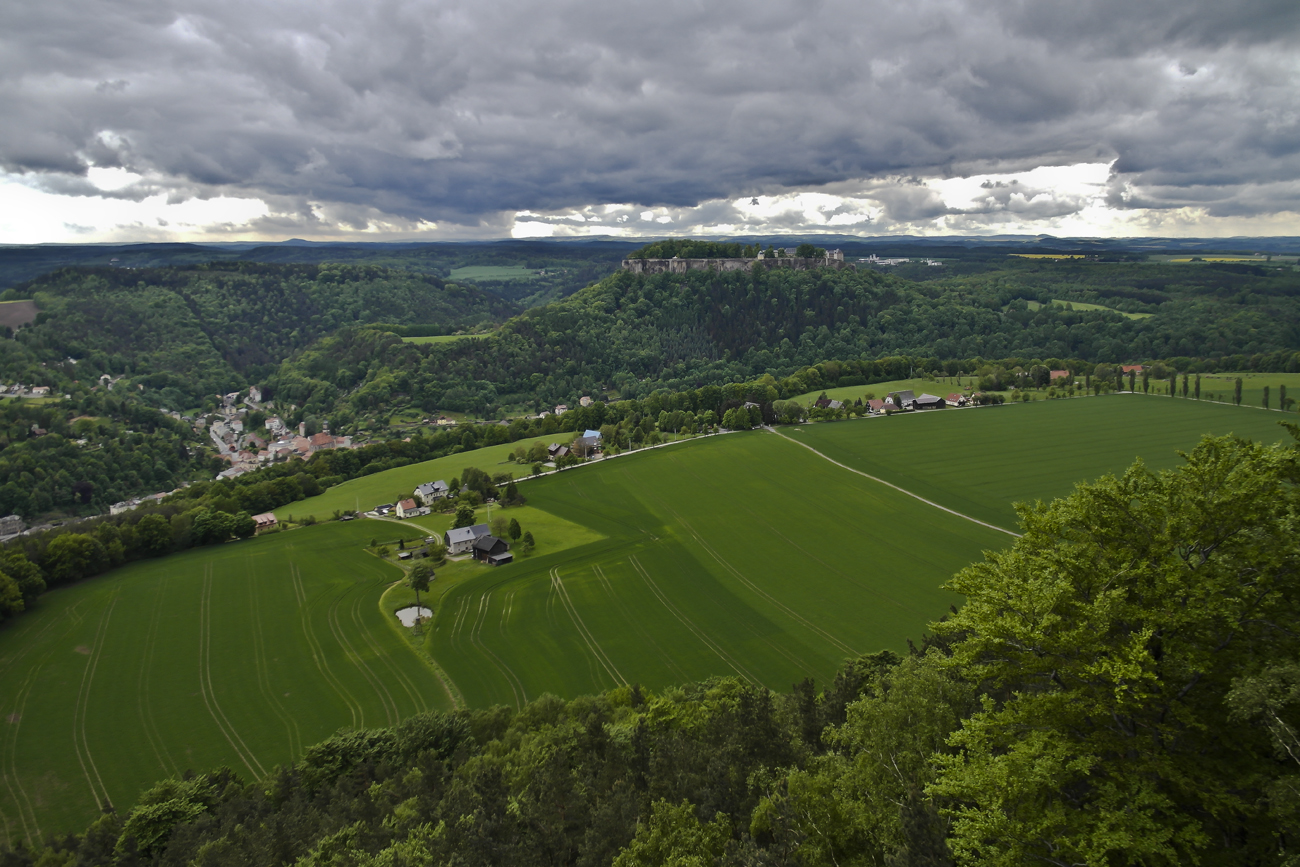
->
[0,521,446,841]
[399,334,488,345]
[785,393,1294,531]
[275,434,577,522]
[1196,371,1300,410]
[1026,299,1152,319]
[420,432,1006,709]
[448,265,536,281]
[790,377,982,407]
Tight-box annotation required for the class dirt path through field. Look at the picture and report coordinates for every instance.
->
[764,427,1022,539]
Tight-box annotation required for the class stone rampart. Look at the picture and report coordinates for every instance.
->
[621,257,854,275]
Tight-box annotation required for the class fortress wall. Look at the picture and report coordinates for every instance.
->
[621,257,854,274]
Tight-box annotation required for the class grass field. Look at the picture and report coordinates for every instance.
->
[274,434,577,522]
[448,265,535,281]
[790,377,984,407]
[1196,371,1300,410]
[785,393,1294,531]
[420,432,1007,709]
[0,521,446,841]
[400,334,488,345]
[1025,299,1152,319]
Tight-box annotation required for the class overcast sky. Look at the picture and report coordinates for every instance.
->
[2,0,1298,243]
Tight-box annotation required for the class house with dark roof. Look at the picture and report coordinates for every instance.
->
[572,435,600,458]
[913,394,946,409]
[888,390,916,409]
[445,523,490,555]
[472,535,513,566]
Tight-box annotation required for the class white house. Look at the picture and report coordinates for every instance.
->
[415,480,450,504]
[445,523,490,555]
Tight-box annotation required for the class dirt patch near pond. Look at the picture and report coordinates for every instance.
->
[0,300,38,330]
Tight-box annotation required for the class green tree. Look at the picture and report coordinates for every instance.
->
[0,570,23,620]
[795,243,819,258]
[521,530,535,553]
[43,533,109,584]
[136,513,172,556]
[408,563,433,625]
[1265,384,1271,409]
[1195,373,1201,399]
[612,799,730,867]
[1235,376,1244,405]
[452,503,476,529]
[929,434,1300,865]
[507,517,521,540]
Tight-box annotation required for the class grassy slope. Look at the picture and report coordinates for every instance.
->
[274,434,577,522]
[0,521,446,841]
[448,266,535,281]
[789,377,989,407]
[422,432,1007,709]
[785,394,1293,531]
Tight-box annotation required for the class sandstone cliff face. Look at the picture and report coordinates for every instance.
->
[621,257,853,274]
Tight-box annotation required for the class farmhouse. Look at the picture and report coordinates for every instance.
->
[572,435,600,458]
[396,498,428,519]
[472,535,513,566]
[913,394,946,410]
[867,398,886,413]
[252,512,278,533]
[888,390,916,409]
[415,480,449,504]
[946,393,966,407]
[445,523,490,555]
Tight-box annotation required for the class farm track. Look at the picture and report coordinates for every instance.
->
[550,567,627,689]
[628,555,758,684]
[468,593,528,708]
[348,587,427,716]
[137,575,180,777]
[292,564,364,728]
[199,568,267,780]
[593,563,688,683]
[325,586,399,727]
[247,560,302,758]
[766,427,1021,537]
[72,591,120,812]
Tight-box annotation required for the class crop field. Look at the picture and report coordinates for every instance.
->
[0,520,445,841]
[421,432,1007,709]
[275,434,577,522]
[1196,371,1300,410]
[448,265,536,281]
[784,393,1293,531]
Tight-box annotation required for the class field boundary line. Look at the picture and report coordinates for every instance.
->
[377,581,465,710]
[137,574,181,778]
[246,559,303,757]
[594,563,688,682]
[72,590,120,812]
[468,593,528,709]
[325,588,399,727]
[348,590,428,715]
[550,567,628,688]
[765,427,1021,538]
[199,568,268,780]
[628,555,758,685]
[292,565,364,728]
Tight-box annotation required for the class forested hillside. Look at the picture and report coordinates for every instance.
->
[269,259,1300,420]
[2,263,515,406]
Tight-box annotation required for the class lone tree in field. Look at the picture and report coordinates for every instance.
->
[1235,377,1244,405]
[508,518,522,541]
[408,563,433,628]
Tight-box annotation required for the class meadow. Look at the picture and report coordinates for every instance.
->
[1196,371,1300,410]
[0,520,444,841]
[785,393,1294,531]
[399,334,487,345]
[273,433,577,522]
[419,432,1007,709]
[448,265,535,281]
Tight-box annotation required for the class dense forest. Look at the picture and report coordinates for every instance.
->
[265,258,1300,422]
[0,263,515,407]
[10,432,1298,866]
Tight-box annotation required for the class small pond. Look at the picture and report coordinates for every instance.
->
[395,606,432,627]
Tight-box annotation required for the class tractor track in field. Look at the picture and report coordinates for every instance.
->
[72,590,120,812]
[325,588,399,727]
[550,567,627,689]
[629,555,758,685]
[498,592,515,636]
[199,568,267,780]
[348,589,428,716]
[137,575,181,778]
[593,563,688,683]
[292,565,364,728]
[469,593,528,709]
[765,427,1021,538]
[247,560,302,758]
[449,596,472,649]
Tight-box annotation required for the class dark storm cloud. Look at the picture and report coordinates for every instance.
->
[1,0,1297,227]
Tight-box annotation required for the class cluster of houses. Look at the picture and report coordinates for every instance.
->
[546,430,602,461]
[444,523,513,566]
[0,384,53,398]
[216,415,355,481]
[108,490,175,515]
[815,390,970,414]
